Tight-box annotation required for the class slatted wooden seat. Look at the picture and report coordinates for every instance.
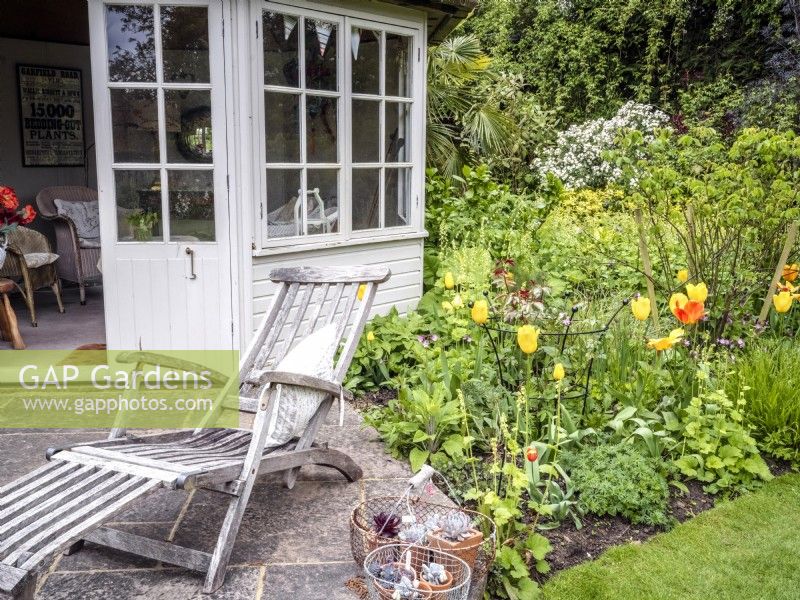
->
[0,265,389,599]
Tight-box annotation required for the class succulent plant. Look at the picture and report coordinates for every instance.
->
[392,576,424,599]
[423,515,441,532]
[379,563,400,583]
[373,511,402,537]
[398,523,427,544]
[421,562,448,584]
[376,562,414,585]
[366,561,383,579]
[438,511,473,541]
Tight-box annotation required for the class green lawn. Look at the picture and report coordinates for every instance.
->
[542,474,800,600]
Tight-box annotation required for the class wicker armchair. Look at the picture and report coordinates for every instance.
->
[0,227,64,326]
[36,186,102,305]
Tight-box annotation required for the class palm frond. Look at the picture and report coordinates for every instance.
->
[462,105,516,154]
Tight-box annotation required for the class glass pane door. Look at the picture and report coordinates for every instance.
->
[105,3,216,243]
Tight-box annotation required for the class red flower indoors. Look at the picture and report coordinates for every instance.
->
[1,185,37,232]
[0,186,19,211]
[674,300,705,325]
[19,205,36,225]
[526,446,538,462]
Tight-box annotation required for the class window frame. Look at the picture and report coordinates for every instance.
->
[102,0,222,245]
[253,1,425,254]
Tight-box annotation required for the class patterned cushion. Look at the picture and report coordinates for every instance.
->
[23,252,59,268]
[263,323,338,449]
[55,199,100,244]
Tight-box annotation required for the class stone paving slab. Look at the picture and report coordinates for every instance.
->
[38,566,262,600]
[0,405,449,600]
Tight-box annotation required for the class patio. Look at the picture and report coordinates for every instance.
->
[0,404,450,599]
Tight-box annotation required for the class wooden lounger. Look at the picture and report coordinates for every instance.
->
[0,265,390,599]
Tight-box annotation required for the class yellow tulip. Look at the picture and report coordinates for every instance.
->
[783,263,799,283]
[773,291,793,314]
[686,282,708,303]
[366,331,375,342]
[647,328,685,352]
[631,296,651,321]
[553,363,565,381]
[441,301,453,312]
[357,284,367,301]
[669,293,688,317]
[452,293,464,308]
[517,325,539,354]
[444,272,455,290]
[677,269,689,283]
[471,299,489,324]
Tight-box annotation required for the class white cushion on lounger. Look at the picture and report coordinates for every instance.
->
[263,323,338,449]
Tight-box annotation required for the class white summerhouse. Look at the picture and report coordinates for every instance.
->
[0,0,472,351]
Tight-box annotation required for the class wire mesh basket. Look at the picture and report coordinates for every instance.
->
[364,544,471,600]
[351,496,495,598]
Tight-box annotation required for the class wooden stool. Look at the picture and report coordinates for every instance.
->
[0,278,25,349]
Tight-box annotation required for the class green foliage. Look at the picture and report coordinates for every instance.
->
[531,188,647,297]
[363,362,468,472]
[345,308,428,394]
[426,34,516,178]
[614,127,800,335]
[466,422,551,600]
[525,426,584,530]
[567,442,670,525]
[604,405,680,461]
[365,384,466,472]
[677,76,744,132]
[438,246,494,300]
[426,165,561,268]
[671,388,773,494]
[466,0,784,128]
[726,339,800,467]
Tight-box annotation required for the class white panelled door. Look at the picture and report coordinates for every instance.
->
[89,0,235,350]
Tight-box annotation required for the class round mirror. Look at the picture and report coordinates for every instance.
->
[177,106,213,162]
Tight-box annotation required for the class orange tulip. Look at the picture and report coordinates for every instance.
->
[674,300,705,325]
[783,264,799,283]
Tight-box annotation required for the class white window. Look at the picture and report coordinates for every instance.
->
[255,3,423,250]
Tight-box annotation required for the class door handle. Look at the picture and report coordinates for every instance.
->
[185,247,197,280]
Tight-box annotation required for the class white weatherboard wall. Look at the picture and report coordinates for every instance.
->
[251,237,424,332]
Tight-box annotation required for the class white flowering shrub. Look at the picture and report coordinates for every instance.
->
[533,101,670,189]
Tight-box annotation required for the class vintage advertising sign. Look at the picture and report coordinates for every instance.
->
[17,64,85,167]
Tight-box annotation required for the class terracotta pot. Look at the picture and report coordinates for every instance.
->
[416,581,433,598]
[423,569,454,592]
[427,528,484,573]
[376,579,433,599]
